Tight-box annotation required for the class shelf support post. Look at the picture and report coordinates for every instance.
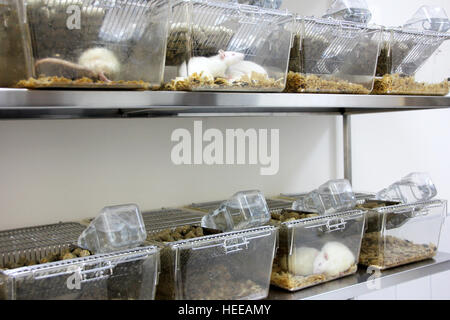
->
[343,113,352,185]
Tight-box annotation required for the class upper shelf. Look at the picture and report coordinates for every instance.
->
[0,89,449,119]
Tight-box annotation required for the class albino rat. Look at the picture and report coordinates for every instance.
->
[178,50,245,80]
[78,47,121,82]
[281,247,320,276]
[313,241,355,277]
[226,60,268,81]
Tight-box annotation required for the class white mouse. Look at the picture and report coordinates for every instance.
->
[282,247,320,276]
[313,241,355,277]
[178,50,245,80]
[226,60,268,81]
[78,47,120,82]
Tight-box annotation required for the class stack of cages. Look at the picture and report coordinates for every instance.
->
[356,198,447,270]
[3,0,170,89]
[163,0,293,92]
[269,208,365,291]
[143,208,277,300]
[286,16,382,94]
[0,222,160,300]
[372,28,450,95]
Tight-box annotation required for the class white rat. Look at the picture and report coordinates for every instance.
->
[313,241,355,277]
[281,247,320,276]
[78,47,121,82]
[178,50,245,80]
[226,60,268,81]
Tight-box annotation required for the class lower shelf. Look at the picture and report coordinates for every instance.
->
[267,251,450,300]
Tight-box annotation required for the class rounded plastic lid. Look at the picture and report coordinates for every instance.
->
[403,6,450,33]
[322,0,372,24]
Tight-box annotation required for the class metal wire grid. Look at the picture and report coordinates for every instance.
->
[0,222,86,254]
[303,18,369,75]
[387,28,449,75]
[142,208,206,233]
[186,198,292,213]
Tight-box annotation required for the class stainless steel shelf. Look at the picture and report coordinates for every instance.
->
[268,252,450,300]
[0,89,449,119]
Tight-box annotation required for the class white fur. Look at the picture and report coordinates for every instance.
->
[284,247,320,276]
[226,60,268,81]
[313,241,355,277]
[78,47,120,77]
[178,51,245,80]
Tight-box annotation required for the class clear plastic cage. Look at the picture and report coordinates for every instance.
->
[270,209,365,291]
[373,27,450,95]
[163,0,293,92]
[7,0,170,89]
[356,199,447,270]
[286,16,382,94]
[0,222,159,300]
[144,208,277,300]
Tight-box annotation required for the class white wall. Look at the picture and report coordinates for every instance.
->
[0,0,448,300]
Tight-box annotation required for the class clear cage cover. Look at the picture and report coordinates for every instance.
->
[292,179,356,215]
[286,16,381,94]
[357,198,446,270]
[78,204,147,254]
[403,6,450,33]
[376,172,437,204]
[201,190,271,232]
[322,0,372,24]
[163,0,293,92]
[271,210,365,291]
[11,0,170,89]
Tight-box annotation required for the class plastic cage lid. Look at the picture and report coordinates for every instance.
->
[403,6,450,33]
[322,0,372,24]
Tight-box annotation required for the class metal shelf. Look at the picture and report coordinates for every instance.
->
[268,252,450,300]
[0,89,448,119]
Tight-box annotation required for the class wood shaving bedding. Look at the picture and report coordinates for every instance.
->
[372,74,449,96]
[359,232,437,269]
[271,263,358,291]
[284,72,371,94]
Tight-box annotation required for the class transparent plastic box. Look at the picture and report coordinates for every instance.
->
[0,0,31,87]
[372,27,450,95]
[270,209,365,291]
[10,0,170,89]
[143,208,277,300]
[356,199,447,270]
[0,222,160,300]
[286,16,382,94]
[163,0,293,92]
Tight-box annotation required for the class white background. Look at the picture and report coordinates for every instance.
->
[0,0,449,299]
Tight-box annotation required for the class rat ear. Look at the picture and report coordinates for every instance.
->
[219,50,226,60]
[324,253,328,260]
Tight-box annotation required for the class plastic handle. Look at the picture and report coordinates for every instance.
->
[323,218,347,233]
[79,264,114,283]
[239,4,261,13]
[223,237,249,254]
